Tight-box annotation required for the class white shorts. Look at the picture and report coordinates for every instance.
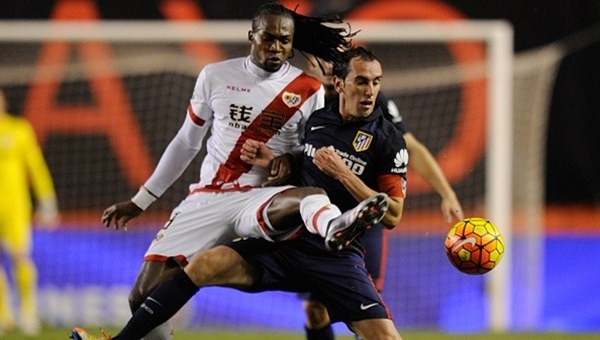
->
[144,185,297,264]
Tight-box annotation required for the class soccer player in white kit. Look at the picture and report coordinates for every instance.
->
[100,3,383,340]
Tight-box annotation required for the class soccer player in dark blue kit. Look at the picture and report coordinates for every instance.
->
[302,55,464,340]
[72,47,407,340]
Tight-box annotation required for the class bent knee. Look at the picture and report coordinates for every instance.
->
[185,246,254,287]
[128,260,181,310]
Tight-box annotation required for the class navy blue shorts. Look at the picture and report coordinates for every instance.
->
[300,224,386,303]
[361,224,386,291]
[226,232,392,324]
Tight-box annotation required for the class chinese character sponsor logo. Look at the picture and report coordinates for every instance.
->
[229,104,253,123]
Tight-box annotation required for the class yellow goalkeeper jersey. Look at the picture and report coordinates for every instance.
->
[0,113,56,216]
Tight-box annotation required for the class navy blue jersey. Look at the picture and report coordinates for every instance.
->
[226,100,407,325]
[377,92,407,135]
[300,102,408,213]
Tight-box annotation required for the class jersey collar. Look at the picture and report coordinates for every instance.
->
[244,56,290,80]
[328,101,383,124]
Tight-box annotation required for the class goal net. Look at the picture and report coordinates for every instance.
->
[0,20,529,333]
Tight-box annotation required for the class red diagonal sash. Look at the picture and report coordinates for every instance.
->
[212,73,319,185]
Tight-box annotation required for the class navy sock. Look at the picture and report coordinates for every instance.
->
[305,324,334,340]
[113,269,199,340]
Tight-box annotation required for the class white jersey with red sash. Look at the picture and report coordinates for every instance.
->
[193,56,323,191]
[143,57,324,263]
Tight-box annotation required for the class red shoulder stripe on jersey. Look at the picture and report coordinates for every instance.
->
[211,73,320,185]
[377,174,407,199]
[187,103,206,126]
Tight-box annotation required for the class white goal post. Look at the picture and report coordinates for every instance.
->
[0,20,514,332]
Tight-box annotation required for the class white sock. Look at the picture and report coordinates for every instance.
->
[299,194,341,237]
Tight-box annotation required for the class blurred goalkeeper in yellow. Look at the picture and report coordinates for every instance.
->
[0,89,58,336]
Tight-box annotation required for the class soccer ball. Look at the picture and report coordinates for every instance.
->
[444,217,505,275]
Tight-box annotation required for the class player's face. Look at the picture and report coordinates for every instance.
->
[249,14,294,72]
[334,57,382,121]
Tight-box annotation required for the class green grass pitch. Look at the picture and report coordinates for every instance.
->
[2,328,599,340]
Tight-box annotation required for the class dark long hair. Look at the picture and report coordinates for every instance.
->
[251,2,357,63]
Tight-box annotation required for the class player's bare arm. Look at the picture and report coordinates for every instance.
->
[313,146,403,227]
[403,132,463,223]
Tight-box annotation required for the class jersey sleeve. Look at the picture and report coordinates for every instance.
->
[21,120,56,202]
[140,68,214,202]
[189,67,216,126]
[375,129,409,199]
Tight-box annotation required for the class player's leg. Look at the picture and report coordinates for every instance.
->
[5,210,39,335]
[265,188,389,250]
[302,297,334,340]
[264,187,326,233]
[127,206,191,340]
[110,245,256,340]
[71,245,255,340]
[0,264,15,333]
[11,251,39,335]
[287,235,400,340]
[128,259,181,340]
[302,225,386,340]
[351,318,403,340]
[132,193,241,339]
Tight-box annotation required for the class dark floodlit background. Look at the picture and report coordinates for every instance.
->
[0,0,598,336]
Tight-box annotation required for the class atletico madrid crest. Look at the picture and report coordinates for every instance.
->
[353,131,373,152]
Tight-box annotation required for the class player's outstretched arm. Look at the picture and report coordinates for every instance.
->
[403,132,464,223]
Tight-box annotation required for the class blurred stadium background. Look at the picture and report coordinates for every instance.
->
[0,0,599,338]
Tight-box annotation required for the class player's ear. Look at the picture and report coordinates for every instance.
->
[248,30,253,42]
[333,76,344,93]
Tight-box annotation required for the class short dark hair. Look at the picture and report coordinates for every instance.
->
[332,46,379,79]
[251,2,292,32]
[251,2,356,63]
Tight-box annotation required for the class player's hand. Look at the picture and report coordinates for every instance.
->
[34,198,60,229]
[240,139,274,169]
[312,146,349,179]
[102,201,143,231]
[262,153,295,187]
[441,195,464,224]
